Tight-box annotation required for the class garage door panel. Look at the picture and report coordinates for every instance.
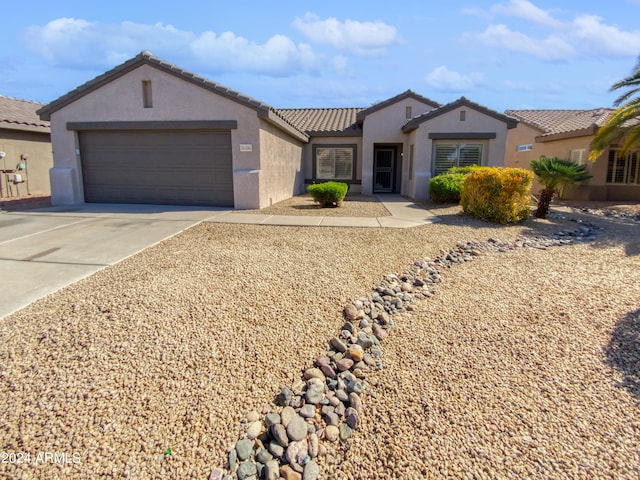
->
[79,129,234,207]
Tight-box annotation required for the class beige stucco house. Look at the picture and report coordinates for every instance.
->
[505,108,640,201]
[38,51,517,209]
[0,95,53,197]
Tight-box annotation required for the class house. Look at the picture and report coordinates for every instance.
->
[505,108,640,201]
[0,95,53,197]
[38,51,517,209]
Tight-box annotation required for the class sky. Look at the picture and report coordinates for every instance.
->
[3,0,640,112]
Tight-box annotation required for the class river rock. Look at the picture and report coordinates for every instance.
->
[285,439,308,466]
[305,378,325,404]
[246,420,262,440]
[271,423,289,448]
[303,368,325,381]
[281,406,296,427]
[235,439,253,461]
[303,460,320,480]
[286,415,308,442]
[324,425,339,442]
[330,337,347,353]
[237,461,257,480]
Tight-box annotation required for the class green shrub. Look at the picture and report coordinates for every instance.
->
[460,167,533,224]
[447,165,480,175]
[429,173,466,203]
[307,181,349,207]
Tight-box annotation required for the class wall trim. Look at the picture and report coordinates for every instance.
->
[67,120,238,131]
[428,132,496,140]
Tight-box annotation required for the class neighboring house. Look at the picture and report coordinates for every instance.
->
[0,95,53,197]
[38,51,516,209]
[505,108,640,201]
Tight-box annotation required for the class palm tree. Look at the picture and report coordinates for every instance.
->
[530,156,592,218]
[590,56,640,161]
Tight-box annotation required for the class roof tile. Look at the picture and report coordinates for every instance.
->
[0,95,50,132]
[276,108,363,134]
[504,108,614,136]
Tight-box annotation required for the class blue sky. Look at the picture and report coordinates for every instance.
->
[3,0,640,111]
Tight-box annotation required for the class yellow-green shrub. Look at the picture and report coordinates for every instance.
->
[460,167,533,224]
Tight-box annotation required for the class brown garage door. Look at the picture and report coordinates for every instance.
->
[79,129,234,206]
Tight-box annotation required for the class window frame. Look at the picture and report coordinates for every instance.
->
[607,149,639,184]
[432,141,484,176]
[312,144,357,182]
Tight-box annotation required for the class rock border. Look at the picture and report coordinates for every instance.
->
[210,219,601,480]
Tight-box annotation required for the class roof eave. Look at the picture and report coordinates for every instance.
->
[259,110,309,143]
[356,90,440,121]
[535,124,598,143]
[0,122,51,134]
[38,51,274,121]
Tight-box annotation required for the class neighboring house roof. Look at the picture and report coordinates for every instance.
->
[505,108,614,142]
[37,51,308,143]
[276,108,363,136]
[403,96,518,133]
[356,90,440,122]
[0,95,50,134]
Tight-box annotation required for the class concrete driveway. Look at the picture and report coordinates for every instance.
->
[0,204,226,319]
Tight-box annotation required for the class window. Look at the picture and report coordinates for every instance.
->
[314,145,355,180]
[569,149,586,165]
[516,144,533,152]
[434,142,483,176]
[409,144,414,180]
[607,149,639,184]
[459,110,466,121]
[406,106,412,119]
[142,80,153,108]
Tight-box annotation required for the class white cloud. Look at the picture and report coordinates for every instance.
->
[571,14,640,56]
[491,0,563,28]
[23,18,322,76]
[467,1,640,62]
[424,66,483,92]
[478,24,575,61]
[293,13,398,56]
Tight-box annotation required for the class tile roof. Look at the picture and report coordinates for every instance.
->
[403,96,517,133]
[276,108,363,135]
[37,51,308,142]
[356,90,440,121]
[0,95,50,133]
[504,108,614,137]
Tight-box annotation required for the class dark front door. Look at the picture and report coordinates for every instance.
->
[373,148,395,193]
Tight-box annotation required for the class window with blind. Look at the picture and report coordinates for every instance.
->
[607,149,639,184]
[433,143,483,176]
[314,146,355,180]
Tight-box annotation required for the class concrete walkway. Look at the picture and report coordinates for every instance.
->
[205,195,441,228]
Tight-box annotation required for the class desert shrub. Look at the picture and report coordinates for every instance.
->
[429,173,466,203]
[429,165,479,203]
[447,165,480,175]
[460,167,533,224]
[307,181,349,207]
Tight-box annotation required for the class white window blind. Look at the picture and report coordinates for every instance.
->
[316,147,353,180]
[434,143,483,175]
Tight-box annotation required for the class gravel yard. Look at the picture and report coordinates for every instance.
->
[1,202,639,479]
[232,195,390,217]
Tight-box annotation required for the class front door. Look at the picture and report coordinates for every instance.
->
[373,148,395,193]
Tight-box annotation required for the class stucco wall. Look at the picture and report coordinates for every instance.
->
[503,124,634,200]
[0,129,52,196]
[361,98,436,195]
[258,120,304,208]
[304,136,363,194]
[409,106,510,200]
[48,64,264,206]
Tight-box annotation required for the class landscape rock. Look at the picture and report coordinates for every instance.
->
[286,415,308,442]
